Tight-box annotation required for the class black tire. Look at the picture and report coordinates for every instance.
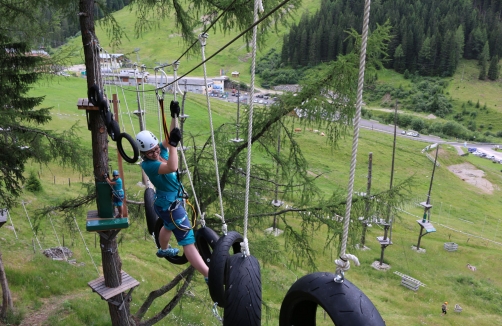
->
[99,98,111,126]
[195,227,220,266]
[117,132,139,163]
[279,272,385,326]
[144,188,158,234]
[88,84,102,106]
[153,218,188,265]
[223,254,261,326]
[108,119,120,141]
[208,231,243,306]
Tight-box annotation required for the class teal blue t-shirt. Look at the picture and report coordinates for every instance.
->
[141,142,182,209]
[112,177,122,192]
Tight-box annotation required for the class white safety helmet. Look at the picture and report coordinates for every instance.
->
[136,130,158,151]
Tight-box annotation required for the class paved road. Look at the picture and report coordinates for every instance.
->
[360,119,502,161]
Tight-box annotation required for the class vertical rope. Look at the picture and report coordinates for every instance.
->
[6,210,18,239]
[21,201,42,250]
[73,216,100,276]
[198,33,227,232]
[49,215,67,261]
[241,0,263,256]
[336,0,371,281]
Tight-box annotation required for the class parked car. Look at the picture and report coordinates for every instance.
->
[468,147,477,153]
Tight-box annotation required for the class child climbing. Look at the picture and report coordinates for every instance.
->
[135,100,208,282]
[105,170,124,218]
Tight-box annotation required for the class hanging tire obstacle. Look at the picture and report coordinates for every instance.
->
[107,119,120,141]
[87,84,102,106]
[223,253,261,326]
[279,272,385,326]
[117,132,139,163]
[153,218,188,265]
[208,231,243,306]
[195,226,220,266]
[144,188,158,234]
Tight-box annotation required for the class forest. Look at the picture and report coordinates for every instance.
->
[30,0,130,49]
[280,0,502,77]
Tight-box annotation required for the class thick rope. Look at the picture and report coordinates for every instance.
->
[198,33,227,233]
[241,0,263,256]
[72,216,100,276]
[21,201,42,250]
[49,214,68,261]
[6,210,18,239]
[336,0,371,281]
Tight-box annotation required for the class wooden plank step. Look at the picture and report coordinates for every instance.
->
[376,236,393,245]
[416,220,436,233]
[86,210,129,231]
[88,271,140,300]
[86,218,129,231]
[77,98,99,111]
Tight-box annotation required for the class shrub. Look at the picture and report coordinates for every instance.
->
[25,171,42,192]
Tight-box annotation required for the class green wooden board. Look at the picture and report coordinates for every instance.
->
[86,218,129,231]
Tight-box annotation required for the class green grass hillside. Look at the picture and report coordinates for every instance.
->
[367,60,502,139]
[1,74,501,325]
[60,0,322,84]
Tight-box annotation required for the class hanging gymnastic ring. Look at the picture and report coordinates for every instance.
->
[153,217,188,265]
[116,132,139,164]
[208,231,243,307]
[195,227,220,266]
[144,188,158,234]
[223,254,262,326]
[279,272,385,326]
[107,119,120,141]
[88,84,102,107]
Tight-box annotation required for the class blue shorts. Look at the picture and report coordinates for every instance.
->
[113,190,124,206]
[154,201,195,246]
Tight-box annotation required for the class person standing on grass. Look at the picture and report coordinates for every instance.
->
[135,101,208,283]
[442,302,448,315]
[105,170,124,218]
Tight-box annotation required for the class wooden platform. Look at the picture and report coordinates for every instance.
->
[376,236,393,245]
[416,220,436,233]
[77,98,99,111]
[419,201,433,209]
[88,270,139,300]
[86,210,129,232]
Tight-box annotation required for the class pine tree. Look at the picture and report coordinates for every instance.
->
[488,55,499,80]
[0,33,87,209]
[393,45,406,73]
[478,42,490,80]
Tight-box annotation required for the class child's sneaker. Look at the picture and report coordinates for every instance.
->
[204,277,209,284]
[156,248,179,258]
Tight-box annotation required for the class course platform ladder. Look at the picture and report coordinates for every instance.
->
[394,271,426,291]
[444,242,458,252]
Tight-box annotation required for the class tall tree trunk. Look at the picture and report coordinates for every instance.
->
[79,1,131,325]
[0,251,13,318]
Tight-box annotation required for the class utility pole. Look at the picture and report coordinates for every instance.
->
[78,1,131,324]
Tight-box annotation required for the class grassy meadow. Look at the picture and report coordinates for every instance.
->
[0,72,501,326]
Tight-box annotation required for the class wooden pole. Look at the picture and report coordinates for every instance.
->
[78,1,129,324]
